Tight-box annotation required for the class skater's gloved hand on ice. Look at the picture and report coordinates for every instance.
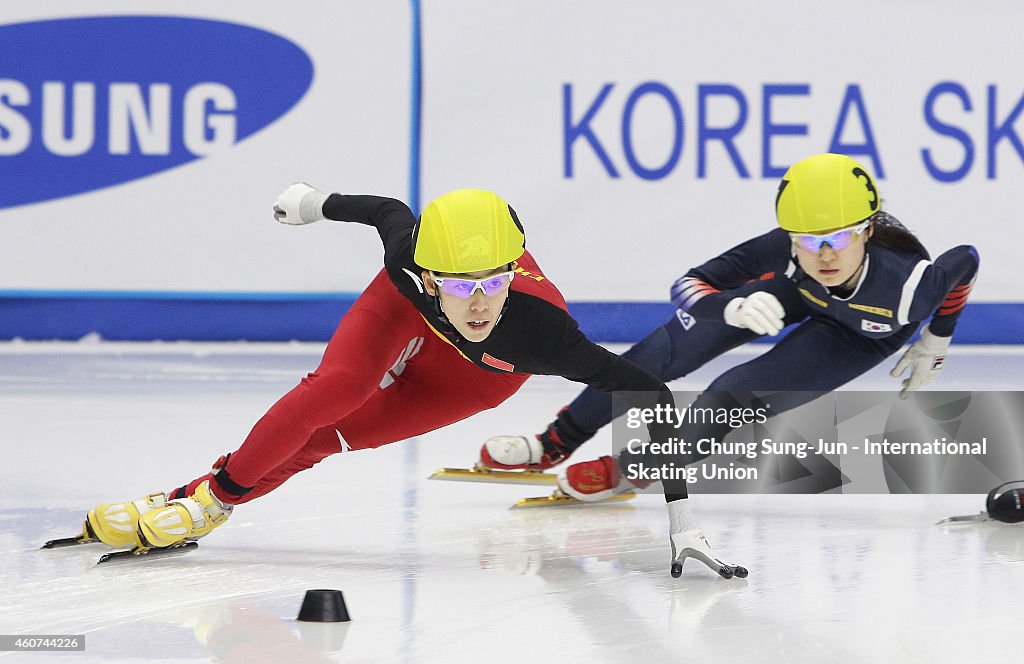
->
[890,325,951,399]
[723,291,785,336]
[273,183,329,225]
[667,500,748,580]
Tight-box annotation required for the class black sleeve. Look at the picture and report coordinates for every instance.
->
[320,193,424,299]
[539,322,676,459]
[321,194,414,254]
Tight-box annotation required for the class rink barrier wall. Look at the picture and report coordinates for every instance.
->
[0,293,1020,343]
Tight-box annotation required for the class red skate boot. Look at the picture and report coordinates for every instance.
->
[557,455,654,502]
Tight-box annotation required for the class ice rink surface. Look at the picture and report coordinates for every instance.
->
[1,341,1023,663]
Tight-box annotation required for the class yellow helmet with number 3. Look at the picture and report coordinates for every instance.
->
[775,153,881,233]
[413,189,526,274]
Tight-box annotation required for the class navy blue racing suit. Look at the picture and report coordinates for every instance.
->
[544,216,979,496]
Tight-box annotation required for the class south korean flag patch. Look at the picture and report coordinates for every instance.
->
[861,319,893,333]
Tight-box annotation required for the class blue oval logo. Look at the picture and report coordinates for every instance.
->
[0,16,314,209]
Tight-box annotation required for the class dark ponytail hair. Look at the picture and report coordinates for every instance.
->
[868,211,929,260]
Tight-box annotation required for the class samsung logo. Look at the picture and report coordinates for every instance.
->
[0,16,314,208]
[0,80,239,157]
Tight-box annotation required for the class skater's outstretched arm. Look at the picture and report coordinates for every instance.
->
[890,244,980,397]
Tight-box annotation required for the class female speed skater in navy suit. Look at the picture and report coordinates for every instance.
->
[479,153,979,577]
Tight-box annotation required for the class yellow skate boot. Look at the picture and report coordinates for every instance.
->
[86,493,169,548]
[137,480,232,548]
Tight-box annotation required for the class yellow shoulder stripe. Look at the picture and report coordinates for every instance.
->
[848,303,893,318]
[799,288,829,308]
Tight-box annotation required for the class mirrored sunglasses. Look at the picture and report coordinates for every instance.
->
[790,220,871,252]
[430,270,515,299]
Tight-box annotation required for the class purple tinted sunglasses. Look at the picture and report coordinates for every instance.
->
[430,270,515,299]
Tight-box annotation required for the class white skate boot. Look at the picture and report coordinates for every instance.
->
[479,423,573,471]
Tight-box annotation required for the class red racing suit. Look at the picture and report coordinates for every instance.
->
[175,195,673,504]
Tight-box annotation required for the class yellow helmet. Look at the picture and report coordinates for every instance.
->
[413,189,525,273]
[775,153,881,233]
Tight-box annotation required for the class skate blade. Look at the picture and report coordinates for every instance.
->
[96,541,199,565]
[41,521,97,548]
[511,489,636,509]
[429,467,558,486]
[935,512,989,525]
[41,535,98,549]
[40,532,98,549]
[671,549,749,580]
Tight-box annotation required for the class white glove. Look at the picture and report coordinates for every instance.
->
[890,326,952,399]
[723,291,785,336]
[272,182,329,225]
